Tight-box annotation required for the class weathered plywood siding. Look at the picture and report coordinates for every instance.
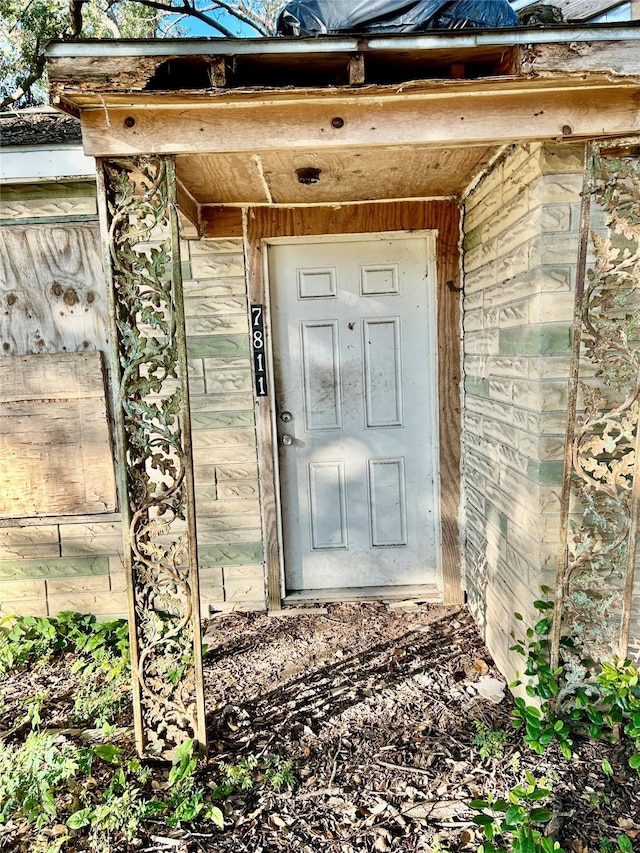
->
[462,142,585,681]
[0,194,125,617]
[0,352,116,518]
[0,186,263,616]
[0,222,107,355]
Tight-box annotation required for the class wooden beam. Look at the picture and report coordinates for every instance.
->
[201,205,243,237]
[525,40,640,76]
[244,201,463,605]
[348,54,365,86]
[54,71,636,111]
[79,84,640,157]
[210,57,227,88]
[175,178,201,237]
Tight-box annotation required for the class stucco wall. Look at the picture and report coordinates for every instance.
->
[461,142,585,680]
[0,181,265,618]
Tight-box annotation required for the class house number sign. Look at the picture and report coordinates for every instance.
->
[251,304,268,397]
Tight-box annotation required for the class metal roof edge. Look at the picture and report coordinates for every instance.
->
[45,22,640,59]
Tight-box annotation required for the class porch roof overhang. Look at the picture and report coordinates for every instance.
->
[46,23,640,231]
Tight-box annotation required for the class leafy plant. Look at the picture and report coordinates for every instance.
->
[511,593,640,772]
[0,731,93,829]
[599,836,634,853]
[473,720,509,760]
[0,612,130,680]
[68,763,167,853]
[216,752,296,794]
[23,691,49,729]
[510,596,574,759]
[72,672,130,728]
[0,615,65,674]
[584,659,640,771]
[263,754,296,791]
[470,773,563,853]
[67,739,224,847]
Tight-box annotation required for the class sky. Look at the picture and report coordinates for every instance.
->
[172,7,264,38]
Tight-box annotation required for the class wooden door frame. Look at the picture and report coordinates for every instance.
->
[244,201,463,608]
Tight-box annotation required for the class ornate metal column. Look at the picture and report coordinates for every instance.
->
[553,140,640,680]
[97,156,207,758]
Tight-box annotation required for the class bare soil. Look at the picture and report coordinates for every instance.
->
[2,602,639,852]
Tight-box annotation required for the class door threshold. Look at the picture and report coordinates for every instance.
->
[283,584,441,604]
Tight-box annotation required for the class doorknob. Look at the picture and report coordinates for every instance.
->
[281,434,294,446]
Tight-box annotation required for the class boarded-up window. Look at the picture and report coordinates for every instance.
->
[0,352,117,518]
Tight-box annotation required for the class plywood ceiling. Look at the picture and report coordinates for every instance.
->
[175,145,498,205]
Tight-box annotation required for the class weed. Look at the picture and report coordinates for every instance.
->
[219,754,258,792]
[0,730,93,829]
[68,764,165,853]
[67,738,224,847]
[473,720,509,760]
[581,788,610,810]
[508,752,522,774]
[216,752,296,794]
[471,772,563,853]
[22,691,49,729]
[264,754,296,791]
[599,837,633,853]
[511,592,640,772]
[0,611,130,680]
[72,671,130,727]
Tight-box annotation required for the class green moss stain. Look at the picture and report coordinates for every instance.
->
[463,224,484,253]
[187,335,250,358]
[527,460,564,485]
[465,378,490,398]
[198,542,263,567]
[1,182,96,200]
[499,325,571,356]
[191,411,255,430]
[486,502,508,536]
[0,556,109,581]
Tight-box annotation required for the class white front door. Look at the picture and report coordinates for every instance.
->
[267,233,440,594]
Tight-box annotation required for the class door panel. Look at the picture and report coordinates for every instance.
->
[268,234,440,592]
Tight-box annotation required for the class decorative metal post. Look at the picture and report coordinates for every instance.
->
[554,140,640,682]
[97,156,207,758]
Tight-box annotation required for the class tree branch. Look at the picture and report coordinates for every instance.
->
[198,1,271,34]
[0,48,46,109]
[118,0,237,37]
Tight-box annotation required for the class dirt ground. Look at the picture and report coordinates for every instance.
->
[2,601,639,852]
[198,601,639,852]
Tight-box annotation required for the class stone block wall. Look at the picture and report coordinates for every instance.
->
[182,238,265,612]
[462,142,585,680]
[0,180,264,618]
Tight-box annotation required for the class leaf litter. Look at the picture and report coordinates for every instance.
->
[0,601,638,852]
